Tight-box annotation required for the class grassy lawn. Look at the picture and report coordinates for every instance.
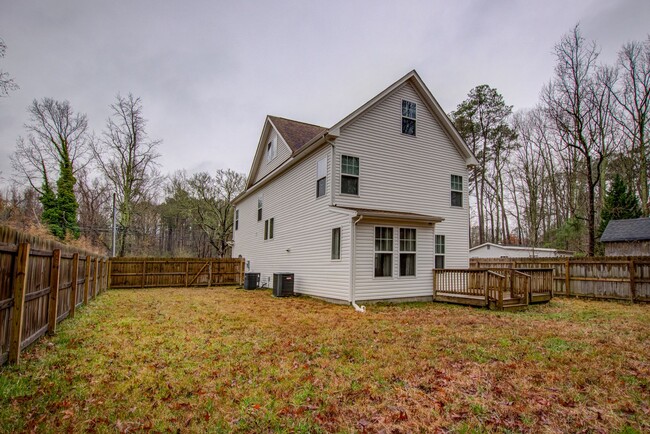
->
[1,288,649,433]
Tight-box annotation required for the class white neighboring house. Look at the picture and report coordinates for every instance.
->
[232,70,477,306]
[470,243,574,259]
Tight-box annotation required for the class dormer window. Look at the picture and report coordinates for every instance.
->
[266,138,277,162]
[402,100,416,135]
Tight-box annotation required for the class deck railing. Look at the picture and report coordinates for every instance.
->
[433,269,507,307]
[510,270,531,305]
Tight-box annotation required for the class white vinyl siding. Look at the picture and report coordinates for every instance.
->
[253,129,293,184]
[334,81,470,269]
[354,222,435,301]
[233,145,351,300]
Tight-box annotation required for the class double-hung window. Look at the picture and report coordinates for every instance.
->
[316,157,327,198]
[264,218,274,240]
[374,227,393,277]
[341,155,359,195]
[451,175,463,207]
[235,209,239,231]
[402,100,416,135]
[399,228,416,276]
[266,138,277,162]
[257,196,263,221]
[331,227,341,260]
[435,235,445,269]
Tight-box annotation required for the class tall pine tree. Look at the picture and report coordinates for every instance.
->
[598,174,642,237]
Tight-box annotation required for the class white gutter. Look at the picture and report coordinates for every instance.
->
[350,215,366,313]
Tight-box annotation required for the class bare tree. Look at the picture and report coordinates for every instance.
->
[11,98,91,193]
[542,25,607,256]
[605,36,650,215]
[186,169,246,258]
[92,93,161,256]
[0,37,18,97]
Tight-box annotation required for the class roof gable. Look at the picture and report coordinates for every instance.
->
[246,116,326,188]
[600,218,650,242]
[268,116,327,153]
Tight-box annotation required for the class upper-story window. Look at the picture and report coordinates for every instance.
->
[451,175,463,207]
[266,138,277,162]
[316,157,327,198]
[402,100,416,136]
[341,155,359,195]
[235,209,239,230]
[257,196,263,221]
[264,217,274,240]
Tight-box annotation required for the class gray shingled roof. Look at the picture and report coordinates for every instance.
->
[600,217,650,242]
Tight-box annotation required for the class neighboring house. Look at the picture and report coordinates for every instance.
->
[470,243,574,259]
[600,217,650,256]
[232,70,477,306]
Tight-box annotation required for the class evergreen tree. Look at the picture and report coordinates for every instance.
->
[39,181,62,238]
[56,161,80,238]
[598,174,642,237]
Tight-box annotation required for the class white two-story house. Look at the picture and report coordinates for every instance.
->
[232,70,477,307]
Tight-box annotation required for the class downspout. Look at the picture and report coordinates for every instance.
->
[350,215,366,312]
[327,140,336,206]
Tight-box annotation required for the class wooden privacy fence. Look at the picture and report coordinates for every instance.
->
[470,257,650,302]
[109,257,245,289]
[0,227,108,365]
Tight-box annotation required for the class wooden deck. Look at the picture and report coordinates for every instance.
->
[433,268,553,311]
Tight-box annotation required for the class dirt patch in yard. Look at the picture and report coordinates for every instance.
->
[1,287,648,433]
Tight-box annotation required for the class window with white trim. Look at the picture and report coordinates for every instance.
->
[316,157,327,198]
[341,155,359,195]
[374,227,393,277]
[235,209,239,231]
[266,138,277,162]
[264,218,274,240]
[399,228,416,276]
[402,100,416,135]
[257,196,263,221]
[331,227,341,260]
[451,175,463,207]
[435,235,445,269]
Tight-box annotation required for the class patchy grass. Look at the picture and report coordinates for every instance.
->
[1,288,649,433]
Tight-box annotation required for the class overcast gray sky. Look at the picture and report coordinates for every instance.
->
[1,0,649,188]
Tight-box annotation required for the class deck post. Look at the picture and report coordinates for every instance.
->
[432,269,437,298]
[84,256,91,305]
[483,271,489,306]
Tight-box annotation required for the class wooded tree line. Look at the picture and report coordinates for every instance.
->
[452,26,649,255]
[1,91,246,257]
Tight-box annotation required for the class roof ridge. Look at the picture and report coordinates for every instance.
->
[268,115,326,129]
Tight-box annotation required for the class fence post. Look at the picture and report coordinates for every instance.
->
[107,258,112,290]
[629,259,636,303]
[185,261,189,287]
[483,271,489,306]
[432,269,437,298]
[84,256,91,305]
[70,253,79,318]
[565,258,571,296]
[141,260,146,288]
[240,257,245,286]
[208,261,213,287]
[9,243,31,364]
[47,249,61,334]
[94,258,99,298]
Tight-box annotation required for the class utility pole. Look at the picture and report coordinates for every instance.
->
[111,192,117,257]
